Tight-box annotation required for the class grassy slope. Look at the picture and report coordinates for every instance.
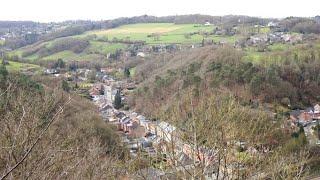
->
[86,23,216,44]
[11,40,125,62]
[242,42,319,65]
[10,23,243,62]
[0,40,4,46]
[41,51,105,61]
[5,61,42,72]
[86,41,126,55]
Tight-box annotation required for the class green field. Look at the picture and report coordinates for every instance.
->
[41,51,106,61]
[242,42,318,66]
[5,61,42,72]
[86,23,216,44]
[129,67,136,77]
[86,41,126,55]
[10,23,243,62]
[0,39,5,46]
[11,40,125,62]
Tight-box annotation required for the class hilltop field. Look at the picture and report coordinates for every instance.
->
[85,23,223,44]
[7,22,317,69]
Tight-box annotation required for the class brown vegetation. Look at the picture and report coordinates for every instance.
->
[0,73,126,179]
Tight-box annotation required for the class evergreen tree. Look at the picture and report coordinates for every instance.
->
[124,67,130,78]
[113,90,122,109]
[55,58,65,69]
[0,64,8,84]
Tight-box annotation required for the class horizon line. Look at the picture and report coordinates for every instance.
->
[0,14,319,23]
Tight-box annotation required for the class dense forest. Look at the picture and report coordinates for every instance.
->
[129,45,320,114]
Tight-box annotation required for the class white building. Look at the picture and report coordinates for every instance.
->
[137,52,146,58]
[157,121,177,142]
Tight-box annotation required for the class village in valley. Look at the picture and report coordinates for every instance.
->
[88,72,217,178]
[2,12,320,179]
[39,56,320,178]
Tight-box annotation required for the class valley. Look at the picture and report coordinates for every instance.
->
[1,14,320,179]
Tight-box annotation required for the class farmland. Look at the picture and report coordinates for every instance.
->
[1,14,320,180]
[8,23,222,62]
[243,41,320,66]
[4,61,42,72]
[10,39,126,62]
[86,23,216,44]
[7,22,317,67]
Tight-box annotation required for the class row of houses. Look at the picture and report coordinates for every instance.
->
[290,104,320,126]
[88,76,218,177]
[90,78,257,178]
[108,107,217,169]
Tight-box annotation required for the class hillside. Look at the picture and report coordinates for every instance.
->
[0,68,127,179]
[123,45,320,178]
[85,23,219,44]
[4,60,42,72]
[7,16,320,66]
[8,23,240,63]
[7,17,319,66]
[1,14,320,179]
[128,42,320,114]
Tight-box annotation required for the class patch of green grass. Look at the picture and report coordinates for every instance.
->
[315,41,320,49]
[41,50,103,62]
[268,43,290,51]
[24,54,40,61]
[147,34,206,44]
[243,48,291,67]
[86,23,216,44]
[243,52,264,63]
[129,67,136,77]
[211,35,241,43]
[11,37,126,62]
[0,40,5,46]
[260,27,270,34]
[42,51,78,60]
[5,61,41,72]
[86,41,126,55]
[236,152,252,163]
[8,50,23,58]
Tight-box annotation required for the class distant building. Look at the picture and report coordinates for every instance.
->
[44,68,59,75]
[290,104,320,126]
[137,52,146,58]
[157,121,177,142]
[204,21,211,26]
[267,22,278,28]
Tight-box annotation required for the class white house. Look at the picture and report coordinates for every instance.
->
[157,121,177,142]
[204,22,211,26]
[137,52,146,58]
[314,104,320,113]
[267,22,278,27]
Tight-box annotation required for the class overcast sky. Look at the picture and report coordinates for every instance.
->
[1,0,319,22]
